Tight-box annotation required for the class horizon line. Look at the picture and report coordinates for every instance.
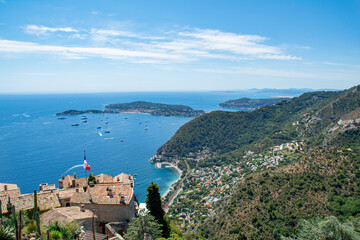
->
[0,88,343,95]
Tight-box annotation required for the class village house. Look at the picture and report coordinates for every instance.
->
[1,172,137,234]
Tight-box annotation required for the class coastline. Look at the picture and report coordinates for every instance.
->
[155,162,183,198]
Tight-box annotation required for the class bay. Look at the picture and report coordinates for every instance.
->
[0,90,306,202]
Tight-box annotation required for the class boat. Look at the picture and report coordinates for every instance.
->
[134,174,138,176]
[97,127,102,129]
[120,139,124,142]
[72,123,80,126]
[57,116,67,120]
[145,127,148,130]
[105,130,110,133]
[105,121,108,124]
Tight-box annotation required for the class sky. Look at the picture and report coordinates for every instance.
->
[0,0,359,93]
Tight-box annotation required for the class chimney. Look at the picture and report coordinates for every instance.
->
[73,172,77,179]
[61,175,65,180]
[80,205,85,212]
[4,185,7,191]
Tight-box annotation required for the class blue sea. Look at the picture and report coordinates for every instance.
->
[0,90,307,202]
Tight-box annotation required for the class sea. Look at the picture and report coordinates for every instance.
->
[0,90,308,202]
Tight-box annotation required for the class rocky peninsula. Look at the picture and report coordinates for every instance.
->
[56,101,205,117]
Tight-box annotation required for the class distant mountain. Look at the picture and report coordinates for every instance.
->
[219,97,291,109]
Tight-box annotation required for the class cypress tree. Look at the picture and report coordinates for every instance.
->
[146,182,170,238]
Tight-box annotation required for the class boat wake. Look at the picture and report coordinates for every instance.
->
[12,113,31,118]
[63,164,83,175]
[104,137,114,140]
[42,122,52,125]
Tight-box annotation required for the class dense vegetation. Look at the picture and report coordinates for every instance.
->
[57,101,205,117]
[219,97,290,109]
[187,135,360,239]
[158,90,341,157]
[106,101,204,117]
[56,109,117,115]
[156,85,360,239]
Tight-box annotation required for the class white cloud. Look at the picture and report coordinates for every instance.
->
[24,25,78,35]
[11,25,302,63]
[0,39,185,62]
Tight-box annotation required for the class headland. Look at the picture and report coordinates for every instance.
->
[56,101,205,117]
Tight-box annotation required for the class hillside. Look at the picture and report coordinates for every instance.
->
[57,101,205,117]
[157,85,360,239]
[157,90,342,157]
[219,97,290,109]
[186,131,360,239]
[106,101,205,117]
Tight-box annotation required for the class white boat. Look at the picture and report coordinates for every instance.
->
[72,123,80,126]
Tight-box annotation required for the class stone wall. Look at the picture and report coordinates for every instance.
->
[12,191,61,212]
[0,189,21,213]
[72,195,135,224]
[105,223,126,240]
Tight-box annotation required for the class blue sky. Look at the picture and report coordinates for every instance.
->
[0,0,359,93]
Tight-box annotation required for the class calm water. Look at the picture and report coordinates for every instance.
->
[0,90,306,202]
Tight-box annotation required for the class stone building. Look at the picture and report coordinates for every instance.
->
[58,173,136,231]
[1,173,137,226]
[41,206,97,231]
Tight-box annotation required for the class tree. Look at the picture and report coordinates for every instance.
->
[126,210,162,240]
[281,216,360,240]
[146,182,171,238]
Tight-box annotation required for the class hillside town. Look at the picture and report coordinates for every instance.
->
[154,140,307,230]
[0,173,137,239]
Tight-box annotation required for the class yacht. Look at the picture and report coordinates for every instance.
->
[72,123,80,126]
[57,116,67,120]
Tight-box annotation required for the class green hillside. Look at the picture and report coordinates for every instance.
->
[157,90,343,157]
[219,97,291,109]
[157,85,360,239]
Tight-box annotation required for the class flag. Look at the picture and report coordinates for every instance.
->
[83,160,90,171]
[83,155,91,171]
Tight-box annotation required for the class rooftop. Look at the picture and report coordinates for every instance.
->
[41,206,97,225]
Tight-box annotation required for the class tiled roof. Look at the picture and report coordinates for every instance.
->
[41,206,97,226]
[96,174,113,183]
[70,183,133,205]
[113,173,133,184]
